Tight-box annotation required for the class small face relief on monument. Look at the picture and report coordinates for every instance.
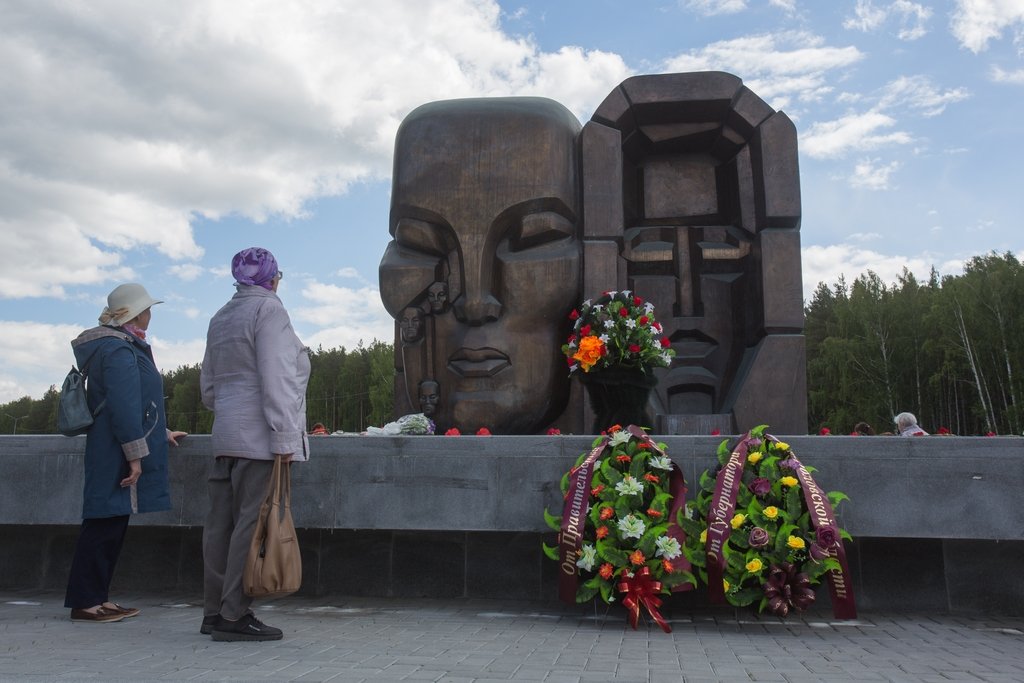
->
[418,379,440,417]
[427,281,449,314]
[399,306,425,344]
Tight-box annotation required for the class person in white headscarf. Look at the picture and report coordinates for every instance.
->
[894,412,928,437]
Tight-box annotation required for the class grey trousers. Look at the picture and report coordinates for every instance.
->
[202,457,274,621]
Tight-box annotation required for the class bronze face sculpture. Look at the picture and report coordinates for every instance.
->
[379,97,582,434]
[380,73,807,434]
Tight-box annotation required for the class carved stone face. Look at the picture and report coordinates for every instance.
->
[380,97,582,433]
[399,306,424,344]
[418,379,439,417]
[426,281,449,314]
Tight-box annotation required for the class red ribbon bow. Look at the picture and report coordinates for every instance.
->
[616,567,671,633]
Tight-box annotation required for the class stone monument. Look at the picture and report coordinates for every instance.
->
[380,72,807,434]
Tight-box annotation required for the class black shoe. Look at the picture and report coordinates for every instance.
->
[210,613,283,642]
[200,614,220,635]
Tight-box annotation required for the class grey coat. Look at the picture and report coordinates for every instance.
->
[201,286,311,461]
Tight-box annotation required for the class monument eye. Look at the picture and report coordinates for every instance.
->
[509,212,574,252]
[394,217,448,257]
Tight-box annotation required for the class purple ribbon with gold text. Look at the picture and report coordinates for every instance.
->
[769,437,857,619]
[558,435,610,604]
[704,433,753,603]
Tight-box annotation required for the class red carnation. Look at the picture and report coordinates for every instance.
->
[444,428,461,436]
[619,307,628,317]
[629,344,641,353]
[633,296,643,305]
[569,309,579,320]
[819,427,831,435]
[638,315,649,326]
[547,427,561,435]
[659,337,671,348]
[476,427,492,436]
[580,324,591,336]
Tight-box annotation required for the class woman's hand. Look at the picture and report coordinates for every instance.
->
[168,431,188,446]
[120,459,142,487]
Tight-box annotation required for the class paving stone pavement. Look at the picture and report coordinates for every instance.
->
[2,591,1023,682]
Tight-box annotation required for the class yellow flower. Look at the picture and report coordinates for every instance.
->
[572,335,606,372]
[774,441,790,451]
[780,476,798,487]
[763,506,779,520]
[699,529,707,543]
[786,535,805,550]
[730,513,746,529]
[723,579,730,592]
[747,451,763,464]
[745,558,763,573]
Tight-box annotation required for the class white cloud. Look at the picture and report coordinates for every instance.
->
[992,65,1024,83]
[769,0,797,11]
[149,336,208,373]
[877,76,970,116]
[951,0,1024,53]
[801,244,965,301]
[801,111,912,159]
[683,0,748,16]
[662,31,863,111]
[849,157,902,190]
[1,0,631,301]
[844,1,932,40]
[293,281,393,350]
[168,264,207,281]
[0,321,87,403]
[849,232,883,242]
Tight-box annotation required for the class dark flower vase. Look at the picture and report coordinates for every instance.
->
[580,368,658,433]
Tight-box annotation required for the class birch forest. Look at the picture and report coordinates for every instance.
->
[805,251,1024,436]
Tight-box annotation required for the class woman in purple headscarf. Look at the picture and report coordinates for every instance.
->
[199,247,311,642]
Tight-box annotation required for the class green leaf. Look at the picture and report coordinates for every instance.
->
[543,507,562,532]
[542,543,559,561]
[638,523,667,556]
[805,557,842,583]
[717,439,732,466]
[559,470,569,496]
[596,540,629,566]
[786,485,802,520]
[661,570,696,590]
[598,581,613,604]
[677,515,703,540]
[730,585,763,607]
[575,583,599,603]
[699,469,716,493]
[727,549,745,572]
[828,491,850,508]
[840,529,853,542]
[601,458,623,485]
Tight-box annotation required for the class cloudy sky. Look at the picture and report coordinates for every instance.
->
[1,0,1022,405]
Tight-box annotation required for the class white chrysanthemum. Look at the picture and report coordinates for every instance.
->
[624,318,636,329]
[609,430,631,446]
[655,536,682,560]
[615,475,643,496]
[608,290,619,297]
[618,514,646,539]
[599,334,610,343]
[576,544,598,572]
[644,302,655,314]
[660,353,672,364]
[603,319,614,329]
[649,455,672,471]
[582,299,591,308]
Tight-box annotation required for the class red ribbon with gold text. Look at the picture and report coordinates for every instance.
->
[558,435,610,604]
[767,436,858,619]
[617,566,671,633]
[704,432,753,603]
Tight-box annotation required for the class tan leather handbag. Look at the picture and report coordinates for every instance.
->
[243,455,302,597]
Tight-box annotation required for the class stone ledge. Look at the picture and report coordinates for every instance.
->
[2,434,1022,540]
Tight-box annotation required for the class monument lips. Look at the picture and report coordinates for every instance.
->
[448,348,511,378]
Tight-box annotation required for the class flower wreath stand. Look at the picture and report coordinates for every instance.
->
[543,425,695,633]
[678,425,857,619]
